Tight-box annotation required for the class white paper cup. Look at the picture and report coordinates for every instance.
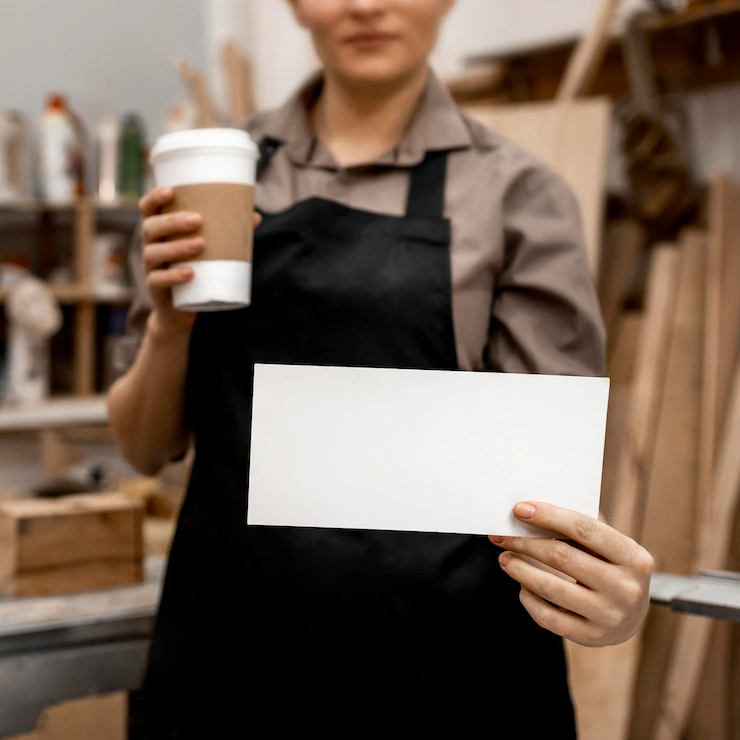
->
[149,128,259,312]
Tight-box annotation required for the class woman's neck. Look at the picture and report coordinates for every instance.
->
[312,67,430,168]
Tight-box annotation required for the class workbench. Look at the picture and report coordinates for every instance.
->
[1,560,739,737]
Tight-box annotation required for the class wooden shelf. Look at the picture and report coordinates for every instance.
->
[0,199,139,214]
[0,285,134,305]
[0,396,108,432]
[464,1,740,104]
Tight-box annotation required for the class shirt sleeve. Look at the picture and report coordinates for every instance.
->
[114,222,153,376]
[486,166,606,377]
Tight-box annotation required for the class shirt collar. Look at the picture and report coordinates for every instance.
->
[260,69,473,169]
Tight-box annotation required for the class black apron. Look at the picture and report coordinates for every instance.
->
[130,139,577,738]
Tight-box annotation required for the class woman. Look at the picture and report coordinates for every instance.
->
[110,1,653,736]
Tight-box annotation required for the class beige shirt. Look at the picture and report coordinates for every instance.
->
[124,73,605,377]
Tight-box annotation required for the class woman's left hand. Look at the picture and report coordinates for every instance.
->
[489,503,654,647]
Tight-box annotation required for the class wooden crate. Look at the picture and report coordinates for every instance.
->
[0,493,143,597]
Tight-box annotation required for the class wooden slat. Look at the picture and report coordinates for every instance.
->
[465,98,611,276]
[600,313,642,522]
[655,355,740,739]
[557,0,623,101]
[629,231,705,739]
[73,303,96,396]
[610,246,681,540]
[599,219,645,354]
[568,246,680,740]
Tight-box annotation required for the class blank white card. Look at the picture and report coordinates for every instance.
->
[248,364,609,538]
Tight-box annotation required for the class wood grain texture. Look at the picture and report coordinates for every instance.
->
[600,314,642,523]
[599,219,645,351]
[0,493,143,597]
[629,231,705,740]
[7,693,128,740]
[655,353,740,740]
[610,246,681,540]
[572,246,679,740]
[557,0,623,101]
[464,98,611,276]
[73,303,96,396]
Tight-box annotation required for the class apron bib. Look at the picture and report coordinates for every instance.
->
[131,139,576,738]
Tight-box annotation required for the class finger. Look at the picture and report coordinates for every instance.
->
[142,211,202,243]
[139,187,174,218]
[499,552,604,623]
[519,588,601,645]
[253,212,262,228]
[488,535,612,590]
[513,503,637,566]
[146,265,194,291]
[143,238,205,272]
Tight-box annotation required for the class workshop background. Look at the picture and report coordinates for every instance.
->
[1,0,740,737]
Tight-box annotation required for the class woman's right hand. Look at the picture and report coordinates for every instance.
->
[139,186,205,335]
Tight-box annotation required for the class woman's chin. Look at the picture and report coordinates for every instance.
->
[334,60,425,89]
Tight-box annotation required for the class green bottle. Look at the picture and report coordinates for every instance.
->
[118,114,145,200]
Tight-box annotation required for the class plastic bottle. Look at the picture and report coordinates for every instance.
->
[118,114,146,200]
[36,94,79,204]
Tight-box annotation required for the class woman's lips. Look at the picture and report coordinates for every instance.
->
[345,32,396,51]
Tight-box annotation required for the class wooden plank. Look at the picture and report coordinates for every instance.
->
[16,694,128,740]
[610,246,681,540]
[464,98,611,276]
[73,303,96,396]
[566,637,642,740]
[655,355,740,740]
[0,493,143,575]
[567,246,680,740]
[557,0,623,101]
[599,219,645,353]
[629,231,705,740]
[687,625,730,740]
[73,199,93,287]
[600,313,642,523]
[5,559,142,598]
[222,40,255,123]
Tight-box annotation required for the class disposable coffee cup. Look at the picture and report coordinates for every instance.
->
[149,128,259,312]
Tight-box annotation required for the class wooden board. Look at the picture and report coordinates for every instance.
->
[610,246,682,540]
[566,637,642,740]
[567,246,680,740]
[7,693,127,740]
[599,219,645,350]
[600,313,642,523]
[628,231,705,740]
[73,303,96,396]
[557,0,623,101]
[6,559,142,598]
[655,353,740,740]
[464,98,611,277]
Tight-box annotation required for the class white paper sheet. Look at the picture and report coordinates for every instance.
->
[247,364,609,538]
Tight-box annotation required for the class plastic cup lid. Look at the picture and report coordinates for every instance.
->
[150,128,258,161]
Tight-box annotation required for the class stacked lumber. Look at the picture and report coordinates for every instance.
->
[583,174,740,740]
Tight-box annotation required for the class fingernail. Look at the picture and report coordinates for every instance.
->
[184,214,202,227]
[490,536,505,544]
[499,552,513,567]
[188,240,204,253]
[179,267,193,278]
[514,504,536,520]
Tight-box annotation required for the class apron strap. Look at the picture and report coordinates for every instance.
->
[257,137,283,179]
[405,150,449,220]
